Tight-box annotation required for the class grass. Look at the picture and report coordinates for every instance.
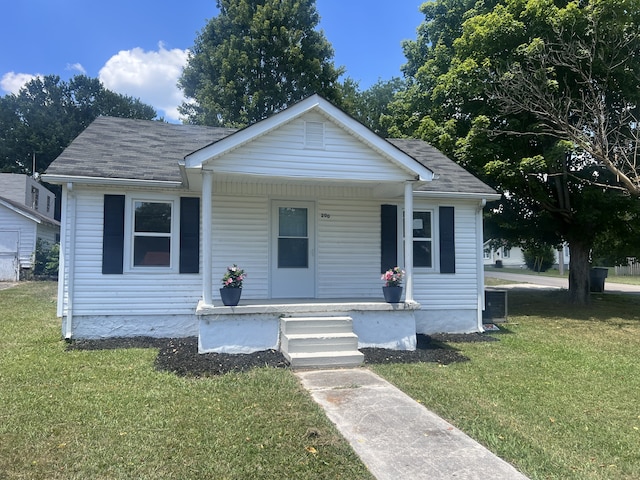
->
[371,289,640,480]
[0,282,373,480]
[4,283,640,479]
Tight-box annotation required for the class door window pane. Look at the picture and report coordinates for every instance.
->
[278,207,308,268]
[278,238,309,268]
[279,208,307,237]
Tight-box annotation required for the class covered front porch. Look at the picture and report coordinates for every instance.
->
[197,297,421,366]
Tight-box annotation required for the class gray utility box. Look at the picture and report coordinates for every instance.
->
[482,289,508,323]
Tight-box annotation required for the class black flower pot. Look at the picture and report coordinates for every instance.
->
[220,287,242,306]
[382,286,403,303]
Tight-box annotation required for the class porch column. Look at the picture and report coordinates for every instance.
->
[202,170,213,305]
[404,181,414,303]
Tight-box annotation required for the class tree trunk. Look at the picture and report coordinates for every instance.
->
[568,241,591,305]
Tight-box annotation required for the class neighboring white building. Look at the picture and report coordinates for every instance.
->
[483,241,570,269]
[0,174,60,281]
[44,95,500,365]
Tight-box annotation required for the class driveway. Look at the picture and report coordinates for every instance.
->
[485,271,640,294]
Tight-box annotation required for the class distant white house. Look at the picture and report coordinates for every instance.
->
[483,241,570,270]
[0,174,60,281]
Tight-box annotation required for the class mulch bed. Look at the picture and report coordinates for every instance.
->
[67,332,499,377]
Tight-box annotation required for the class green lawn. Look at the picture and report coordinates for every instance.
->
[3,283,640,479]
[371,290,640,480]
[0,282,373,480]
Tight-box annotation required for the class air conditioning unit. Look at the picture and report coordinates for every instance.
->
[483,289,508,323]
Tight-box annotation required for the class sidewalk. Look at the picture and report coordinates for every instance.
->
[296,368,529,480]
[485,270,640,294]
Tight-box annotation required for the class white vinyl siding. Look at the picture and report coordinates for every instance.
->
[60,186,482,323]
[210,195,270,299]
[412,200,480,310]
[317,198,380,297]
[62,188,201,316]
[210,112,412,182]
[0,206,37,268]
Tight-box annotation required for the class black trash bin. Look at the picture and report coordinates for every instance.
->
[590,267,608,292]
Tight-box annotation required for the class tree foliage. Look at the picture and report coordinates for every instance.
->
[0,75,156,174]
[339,77,406,137]
[388,0,640,304]
[179,0,343,127]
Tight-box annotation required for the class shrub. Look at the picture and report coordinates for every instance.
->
[33,239,59,278]
[523,244,555,272]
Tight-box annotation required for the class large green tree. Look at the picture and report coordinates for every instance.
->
[0,75,156,174]
[389,0,640,304]
[178,0,343,127]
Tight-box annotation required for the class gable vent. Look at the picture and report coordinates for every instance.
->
[304,121,325,149]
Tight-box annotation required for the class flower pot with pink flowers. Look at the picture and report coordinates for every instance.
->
[219,264,246,306]
[381,267,404,303]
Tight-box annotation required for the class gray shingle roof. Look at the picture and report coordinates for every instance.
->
[46,117,237,183]
[46,116,496,196]
[387,139,497,196]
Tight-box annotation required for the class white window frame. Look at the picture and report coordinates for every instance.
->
[402,208,436,272]
[123,195,179,273]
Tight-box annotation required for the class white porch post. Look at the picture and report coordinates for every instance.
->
[202,170,213,305]
[404,181,414,303]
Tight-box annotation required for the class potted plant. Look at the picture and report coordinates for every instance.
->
[220,264,246,306]
[381,267,404,303]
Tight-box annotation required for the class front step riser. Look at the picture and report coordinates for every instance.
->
[280,315,363,368]
[290,358,363,368]
[285,353,365,369]
[281,320,353,335]
[282,337,359,354]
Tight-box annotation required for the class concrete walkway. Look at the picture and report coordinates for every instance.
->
[296,368,529,480]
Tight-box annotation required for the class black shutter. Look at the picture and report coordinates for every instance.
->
[180,197,200,273]
[381,204,398,273]
[439,206,455,274]
[102,195,125,274]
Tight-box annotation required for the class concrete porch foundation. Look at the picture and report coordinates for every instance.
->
[197,299,421,354]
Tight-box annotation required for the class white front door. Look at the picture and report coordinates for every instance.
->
[271,201,315,298]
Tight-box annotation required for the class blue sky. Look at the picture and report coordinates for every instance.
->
[1,1,425,122]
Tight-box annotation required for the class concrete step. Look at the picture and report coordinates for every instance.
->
[280,316,353,335]
[284,350,365,369]
[281,332,359,354]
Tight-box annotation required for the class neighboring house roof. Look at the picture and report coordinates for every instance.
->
[44,98,497,198]
[0,196,60,228]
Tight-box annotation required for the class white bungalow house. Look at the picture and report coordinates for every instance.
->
[0,174,60,281]
[43,95,499,367]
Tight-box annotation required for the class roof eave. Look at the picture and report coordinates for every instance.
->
[42,174,184,189]
[414,191,502,201]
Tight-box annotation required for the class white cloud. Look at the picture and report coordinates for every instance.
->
[0,71,41,95]
[99,42,189,122]
[66,63,87,75]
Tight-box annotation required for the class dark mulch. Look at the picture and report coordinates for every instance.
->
[66,332,499,377]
